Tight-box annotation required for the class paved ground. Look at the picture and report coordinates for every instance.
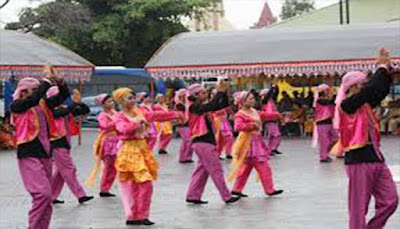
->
[1,129,399,229]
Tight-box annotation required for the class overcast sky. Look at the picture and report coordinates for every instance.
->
[0,0,338,29]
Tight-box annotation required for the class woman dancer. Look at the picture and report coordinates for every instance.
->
[153,94,173,154]
[211,89,234,160]
[112,87,182,225]
[312,84,337,163]
[260,86,283,155]
[174,89,194,163]
[86,94,118,197]
[229,91,283,197]
[137,92,158,150]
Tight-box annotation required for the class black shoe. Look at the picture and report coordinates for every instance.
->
[78,196,94,204]
[226,155,233,159]
[158,149,168,154]
[267,190,283,196]
[99,192,116,197]
[273,150,283,155]
[219,157,225,161]
[179,160,194,164]
[52,199,65,204]
[225,196,241,204]
[231,191,248,197]
[140,219,155,226]
[186,199,208,204]
[320,157,332,163]
[126,220,141,225]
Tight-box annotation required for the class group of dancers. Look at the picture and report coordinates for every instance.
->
[11,49,399,228]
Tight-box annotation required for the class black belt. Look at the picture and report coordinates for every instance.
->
[316,119,332,125]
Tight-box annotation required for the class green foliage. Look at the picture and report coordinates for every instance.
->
[6,0,220,67]
[280,0,315,20]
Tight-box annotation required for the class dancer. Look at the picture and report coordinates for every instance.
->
[138,92,158,150]
[11,75,57,229]
[229,91,283,197]
[85,94,118,197]
[186,81,240,204]
[153,94,173,154]
[112,87,182,226]
[260,85,283,155]
[312,84,337,163]
[335,49,398,229]
[211,90,234,160]
[45,84,93,204]
[174,89,194,163]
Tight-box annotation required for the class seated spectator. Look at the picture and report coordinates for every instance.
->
[388,107,400,135]
[0,113,16,150]
[279,91,293,112]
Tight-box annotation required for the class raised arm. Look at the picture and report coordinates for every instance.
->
[69,102,91,117]
[11,80,52,113]
[190,92,229,115]
[341,67,392,114]
[143,110,179,122]
[45,81,70,109]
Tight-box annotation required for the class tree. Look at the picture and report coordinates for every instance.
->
[280,0,315,20]
[6,0,220,67]
[0,0,10,9]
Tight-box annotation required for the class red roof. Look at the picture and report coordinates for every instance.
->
[253,1,276,28]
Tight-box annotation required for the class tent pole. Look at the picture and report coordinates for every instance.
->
[78,79,82,146]
[151,78,155,101]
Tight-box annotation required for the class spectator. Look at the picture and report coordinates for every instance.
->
[279,91,293,112]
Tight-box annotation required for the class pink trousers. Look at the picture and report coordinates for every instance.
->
[346,163,398,229]
[266,122,281,151]
[51,148,86,200]
[146,134,157,150]
[159,134,173,151]
[100,155,117,193]
[177,127,193,162]
[217,130,233,156]
[317,124,337,160]
[18,157,53,229]
[117,180,153,220]
[232,160,275,194]
[186,143,232,201]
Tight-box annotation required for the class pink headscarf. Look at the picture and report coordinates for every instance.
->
[234,91,250,108]
[313,84,330,108]
[185,84,206,119]
[94,93,109,106]
[259,88,270,97]
[187,83,205,96]
[136,92,148,102]
[46,86,60,98]
[13,77,41,100]
[174,89,186,104]
[333,71,367,129]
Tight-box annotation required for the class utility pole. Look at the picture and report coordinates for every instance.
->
[339,0,343,24]
[345,0,350,24]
